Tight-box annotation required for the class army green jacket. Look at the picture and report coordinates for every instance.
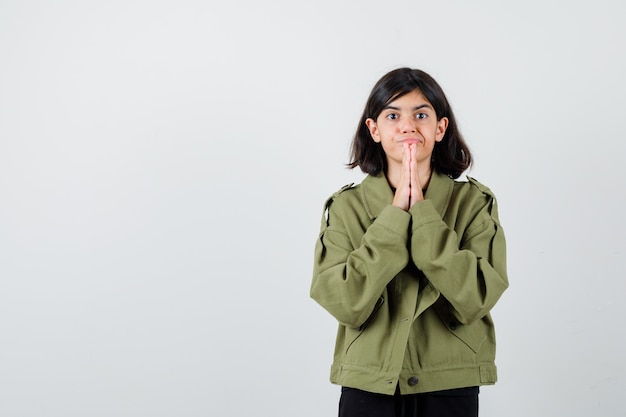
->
[311,171,508,395]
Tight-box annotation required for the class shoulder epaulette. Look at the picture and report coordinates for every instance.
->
[321,183,355,227]
[466,176,499,217]
[466,176,495,198]
[332,183,355,199]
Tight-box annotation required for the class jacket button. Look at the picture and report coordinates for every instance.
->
[408,376,418,386]
[449,321,458,330]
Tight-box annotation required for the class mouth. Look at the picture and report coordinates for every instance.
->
[399,138,420,145]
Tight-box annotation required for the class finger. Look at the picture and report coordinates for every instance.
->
[408,144,423,206]
[402,143,411,185]
[393,143,412,210]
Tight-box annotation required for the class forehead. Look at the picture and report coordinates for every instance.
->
[384,89,432,109]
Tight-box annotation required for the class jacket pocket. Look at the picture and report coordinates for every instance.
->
[358,296,384,331]
[344,296,384,354]
[432,298,488,354]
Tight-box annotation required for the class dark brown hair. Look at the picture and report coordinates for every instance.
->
[348,68,472,179]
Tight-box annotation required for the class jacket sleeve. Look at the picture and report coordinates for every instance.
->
[409,188,508,325]
[310,196,411,329]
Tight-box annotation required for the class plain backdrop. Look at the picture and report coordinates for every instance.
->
[1,0,625,416]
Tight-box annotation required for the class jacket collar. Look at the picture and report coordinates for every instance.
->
[360,170,454,219]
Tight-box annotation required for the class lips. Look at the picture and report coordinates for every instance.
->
[399,139,419,144]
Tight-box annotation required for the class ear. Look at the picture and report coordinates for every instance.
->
[435,117,449,142]
[365,118,380,143]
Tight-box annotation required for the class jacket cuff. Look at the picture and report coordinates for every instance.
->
[376,204,411,238]
[409,199,441,227]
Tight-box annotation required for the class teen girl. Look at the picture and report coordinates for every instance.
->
[311,68,508,417]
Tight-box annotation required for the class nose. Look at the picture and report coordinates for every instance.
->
[399,118,416,133]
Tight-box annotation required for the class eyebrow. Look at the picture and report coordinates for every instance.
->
[383,103,433,111]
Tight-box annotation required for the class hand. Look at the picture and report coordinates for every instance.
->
[409,143,424,206]
[392,143,423,210]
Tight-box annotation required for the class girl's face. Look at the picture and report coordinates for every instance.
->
[366,89,448,172]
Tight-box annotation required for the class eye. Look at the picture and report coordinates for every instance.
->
[385,113,399,120]
[416,113,427,120]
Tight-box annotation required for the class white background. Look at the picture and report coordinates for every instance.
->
[1,1,625,416]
